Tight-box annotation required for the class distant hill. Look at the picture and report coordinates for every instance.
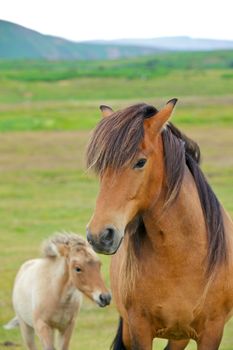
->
[102,36,233,51]
[1,20,233,61]
[0,20,161,60]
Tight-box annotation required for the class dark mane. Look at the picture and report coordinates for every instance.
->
[161,122,201,205]
[87,104,227,274]
[162,123,227,274]
[86,103,157,173]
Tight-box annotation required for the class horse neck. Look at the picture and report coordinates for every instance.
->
[143,166,208,266]
[49,257,73,299]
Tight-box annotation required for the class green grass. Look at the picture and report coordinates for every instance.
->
[0,70,233,104]
[0,55,233,349]
[0,51,233,81]
[0,96,233,131]
[0,54,232,134]
[0,68,233,131]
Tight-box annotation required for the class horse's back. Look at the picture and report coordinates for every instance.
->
[13,259,43,326]
[14,258,44,292]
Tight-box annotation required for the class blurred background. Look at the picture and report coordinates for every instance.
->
[0,0,233,349]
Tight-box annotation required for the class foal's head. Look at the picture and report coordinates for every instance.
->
[43,233,111,307]
[86,100,177,254]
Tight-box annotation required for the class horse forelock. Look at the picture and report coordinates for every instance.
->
[42,232,87,258]
[86,103,158,174]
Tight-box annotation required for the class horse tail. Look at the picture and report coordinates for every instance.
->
[3,316,19,330]
[111,317,127,350]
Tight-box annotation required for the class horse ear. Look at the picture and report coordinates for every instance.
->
[43,242,59,257]
[144,98,178,135]
[99,105,113,118]
[58,243,70,257]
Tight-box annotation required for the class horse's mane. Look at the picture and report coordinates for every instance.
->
[87,103,227,274]
[42,232,87,258]
[162,123,226,274]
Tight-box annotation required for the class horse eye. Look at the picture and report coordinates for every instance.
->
[75,267,82,273]
[133,158,147,169]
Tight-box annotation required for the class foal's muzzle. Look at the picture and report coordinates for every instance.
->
[98,292,112,307]
[86,226,122,254]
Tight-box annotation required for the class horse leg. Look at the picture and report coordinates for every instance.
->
[18,317,37,350]
[164,339,190,350]
[128,315,153,350]
[111,317,131,349]
[122,319,131,349]
[34,319,55,350]
[57,319,76,350]
[197,320,224,350]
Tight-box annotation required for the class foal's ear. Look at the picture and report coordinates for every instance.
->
[57,243,70,257]
[145,98,178,135]
[43,242,59,257]
[99,105,113,118]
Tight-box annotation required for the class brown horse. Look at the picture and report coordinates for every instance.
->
[86,100,233,350]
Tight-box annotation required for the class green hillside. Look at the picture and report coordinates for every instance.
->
[0,20,161,60]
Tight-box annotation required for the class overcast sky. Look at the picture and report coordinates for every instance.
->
[1,0,233,41]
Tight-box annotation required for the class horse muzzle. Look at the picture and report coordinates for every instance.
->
[86,226,123,255]
[98,292,112,307]
[92,291,112,307]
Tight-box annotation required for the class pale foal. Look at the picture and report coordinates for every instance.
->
[5,233,111,350]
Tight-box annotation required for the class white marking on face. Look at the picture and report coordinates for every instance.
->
[92,290,101,303]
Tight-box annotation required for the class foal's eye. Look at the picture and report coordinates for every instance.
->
[133,158,147,169]
[75,267,82,273]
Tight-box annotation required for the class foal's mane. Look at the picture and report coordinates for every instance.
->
[42,232,87,258]
[87,103,227,274]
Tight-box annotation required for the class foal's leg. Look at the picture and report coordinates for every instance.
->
[197,320,224,350]
[164,339,190,350]
[34,319,55,350]
[57,319,76,350]
[18,318,37,350]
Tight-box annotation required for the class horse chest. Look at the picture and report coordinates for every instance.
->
[50,290,81,330]
[148,303,198,340]
[132,284,200,340]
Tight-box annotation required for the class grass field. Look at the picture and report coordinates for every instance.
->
[0,54,233,349]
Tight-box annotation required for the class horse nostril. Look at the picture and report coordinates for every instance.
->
[99,293,111,306]
[100,228,115,245]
